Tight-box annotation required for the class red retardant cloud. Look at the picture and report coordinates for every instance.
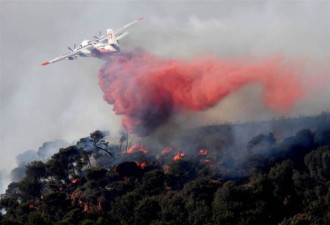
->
[98,50,304,136]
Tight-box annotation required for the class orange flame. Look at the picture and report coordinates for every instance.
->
[173,152,185,161]
[72,178,79,184]
[136,161,147,169]
[82,198,105,212]
[127,144,148,154]
[161,146,173,155]
[29,198,42,209]
[198,149,208,156]
[83,203,89,212]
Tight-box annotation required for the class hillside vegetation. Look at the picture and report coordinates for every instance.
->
[1,113,329,225]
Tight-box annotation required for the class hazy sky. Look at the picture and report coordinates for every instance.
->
[1,1,330,191]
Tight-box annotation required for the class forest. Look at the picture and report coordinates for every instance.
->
[1,113,329,225]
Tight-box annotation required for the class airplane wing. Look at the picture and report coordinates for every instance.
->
[114,17,144,36]
[41,50,80,66]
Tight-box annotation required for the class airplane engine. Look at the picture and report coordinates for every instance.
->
[81,40,90,47]
[68,56,75,60]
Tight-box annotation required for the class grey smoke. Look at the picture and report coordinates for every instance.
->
[16,150,39,166]
[9,140,69,183]
[37,140,69,160]
[0,170,9,194]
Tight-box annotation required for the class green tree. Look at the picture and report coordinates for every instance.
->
[138,170,166,196]
[39,192,71,221]
[213,181,268,225]
[18,177,42,200]
[268,160,295,201]
[90,130,113,158]
[111,191,140,225]
[85,167,108,196]
[278,216,310,225]
[25,161,47,181]
[268,160,300,220]
[183,178,218,225]
[0,196,20,221]
[115,161,142,178]
[81,219,94,225]
[167,160,197,189]
[27,212,50,225]
[134,197,161,225]
[4,182,20,199]
[159,191,188,225]
[304,146,330,183]
[213,181,240,225]
[46,146,82,183]
[62,208,84,225]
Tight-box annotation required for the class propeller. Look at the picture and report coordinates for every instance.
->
[67,43,77,52]
[93,31,102,39]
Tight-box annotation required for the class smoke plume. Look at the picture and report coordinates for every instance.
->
[99,50,305,136]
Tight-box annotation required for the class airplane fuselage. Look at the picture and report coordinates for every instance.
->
[77,41,119,57]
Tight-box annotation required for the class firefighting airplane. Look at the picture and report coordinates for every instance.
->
[41,17,143,66]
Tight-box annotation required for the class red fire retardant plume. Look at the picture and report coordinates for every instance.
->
[99,50,304,136]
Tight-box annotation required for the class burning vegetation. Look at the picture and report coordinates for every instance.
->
[0,113,330,225]
[198,149,208,156]
[161,146,173,155]
[126,144,148,154]
[135,161,147,169]
[173,152,185,161]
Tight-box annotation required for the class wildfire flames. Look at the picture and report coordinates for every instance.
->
[29,196,44,209]
[161,146,173,155]
[136,161,147,169]
[198,149,208,156]
[72,178,79,184]
[126,144,148,154]
[173,152,185,161]
[99,50,304,136]
[71,189,104,213]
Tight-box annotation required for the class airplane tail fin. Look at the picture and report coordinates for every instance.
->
[106,29,118,46]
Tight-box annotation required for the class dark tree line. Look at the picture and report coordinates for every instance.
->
[1,125,329,225]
